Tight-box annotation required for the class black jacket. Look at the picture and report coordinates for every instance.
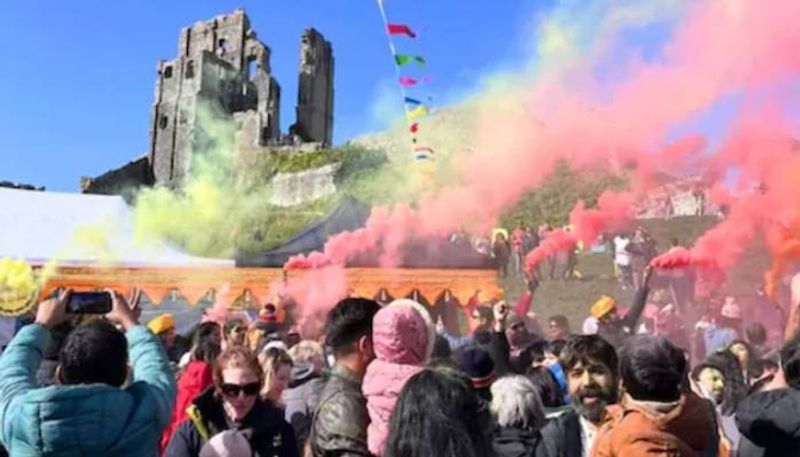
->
[736,388,800,457]
[309,364,371,457]
[539,410,583,457]
[492,426,549,457]
[597,285,650,347]
[164,386,298,457]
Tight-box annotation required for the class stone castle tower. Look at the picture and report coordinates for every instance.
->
[293,29,334,146]
[82,9,334,194]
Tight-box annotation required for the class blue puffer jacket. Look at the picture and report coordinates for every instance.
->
[0,323,176,457]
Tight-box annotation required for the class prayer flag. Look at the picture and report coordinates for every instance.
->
[398,76,430,87]
[388,24,416,38]
[407,105,429,121]
[405,97,422,106]
[395,55,426,67]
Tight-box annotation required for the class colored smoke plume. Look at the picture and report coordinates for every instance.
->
[570,191,636,248]
[0,258,38,316]
[271,266,348,338]
[524,190,636,273]
[121,0,800,326]
[525,229,576,274]
[288,0,800,313]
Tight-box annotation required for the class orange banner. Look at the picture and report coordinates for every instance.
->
[39,266,503,310]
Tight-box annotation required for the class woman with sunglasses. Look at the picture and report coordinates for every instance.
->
[164,346,298,457]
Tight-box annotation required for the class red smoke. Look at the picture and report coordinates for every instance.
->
[571,191,636,247]
[282,0,800,321]
[525,229,576,273]
[270,265,348,338]
[524,190,635,273]
[651,247,692,270]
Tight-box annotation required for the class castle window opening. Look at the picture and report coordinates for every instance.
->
[217,38,228,57]
[185,61,195,79]
[163,66,173,79]
[247,58,257,80]
[159,115,168,129]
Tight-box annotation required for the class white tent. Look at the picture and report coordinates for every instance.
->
[0,188,232,267]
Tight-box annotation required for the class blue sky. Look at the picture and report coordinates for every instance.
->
[0,0,550,192]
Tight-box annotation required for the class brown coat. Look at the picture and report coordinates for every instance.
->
[591,392,717,457]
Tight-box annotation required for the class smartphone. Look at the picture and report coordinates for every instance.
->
[66,292,113,314]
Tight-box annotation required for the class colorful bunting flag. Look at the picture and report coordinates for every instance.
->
[407,105,429,121]
[395,55,426,68]
[387,23,417,38]
[398,76,430,87]
[376,1,436,173]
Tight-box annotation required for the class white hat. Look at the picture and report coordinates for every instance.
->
[199,430,252,457]
[582,316,599,335]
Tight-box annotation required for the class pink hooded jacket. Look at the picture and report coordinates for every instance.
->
[362,299,435,456]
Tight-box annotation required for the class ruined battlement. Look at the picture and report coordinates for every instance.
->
[83,9,334,193]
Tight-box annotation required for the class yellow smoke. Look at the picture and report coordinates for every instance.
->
[0,258,38,316]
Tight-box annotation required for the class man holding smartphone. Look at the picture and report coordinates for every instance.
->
[0,289,176,457]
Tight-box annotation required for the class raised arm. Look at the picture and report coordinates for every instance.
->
[623,266,653,330]
[0,292,70,444]
[105,290,176,429]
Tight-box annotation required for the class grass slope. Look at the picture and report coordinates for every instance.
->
[499,215,771,330]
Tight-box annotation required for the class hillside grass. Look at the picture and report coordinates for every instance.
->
[233,145,393,254]
[499,215,772,330]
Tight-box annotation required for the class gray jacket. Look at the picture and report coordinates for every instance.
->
[284,362,325,452]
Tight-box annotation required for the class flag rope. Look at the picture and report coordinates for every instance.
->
[374,0,435,163]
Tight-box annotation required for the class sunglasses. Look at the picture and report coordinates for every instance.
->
[220,382,260,397]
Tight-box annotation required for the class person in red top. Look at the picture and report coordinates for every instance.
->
[160,338,221,455]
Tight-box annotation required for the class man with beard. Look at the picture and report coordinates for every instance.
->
[540,335,619,457]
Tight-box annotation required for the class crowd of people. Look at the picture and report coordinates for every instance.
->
[0,267,796,457]
[0,217,792,457]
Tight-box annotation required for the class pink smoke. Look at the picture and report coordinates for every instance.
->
[270,265,348,339]
[651,247,692,270]
[284,0,800,323]
[524,190,636,273]
[571,191,636,247]
[525,229,576,273]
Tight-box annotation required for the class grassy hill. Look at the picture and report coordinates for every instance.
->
[499,215,772,330]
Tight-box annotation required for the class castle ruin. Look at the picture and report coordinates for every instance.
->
[82,9,334,194]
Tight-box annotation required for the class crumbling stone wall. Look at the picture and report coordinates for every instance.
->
[84,9,335,200]
[269,162,340,207]
[149,9,282,189]
[80,157,154,202]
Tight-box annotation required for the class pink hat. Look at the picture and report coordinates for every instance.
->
[721,302,742,320]
[199,430,252,457]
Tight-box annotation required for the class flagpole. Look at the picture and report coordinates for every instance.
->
[375,0,415,152]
